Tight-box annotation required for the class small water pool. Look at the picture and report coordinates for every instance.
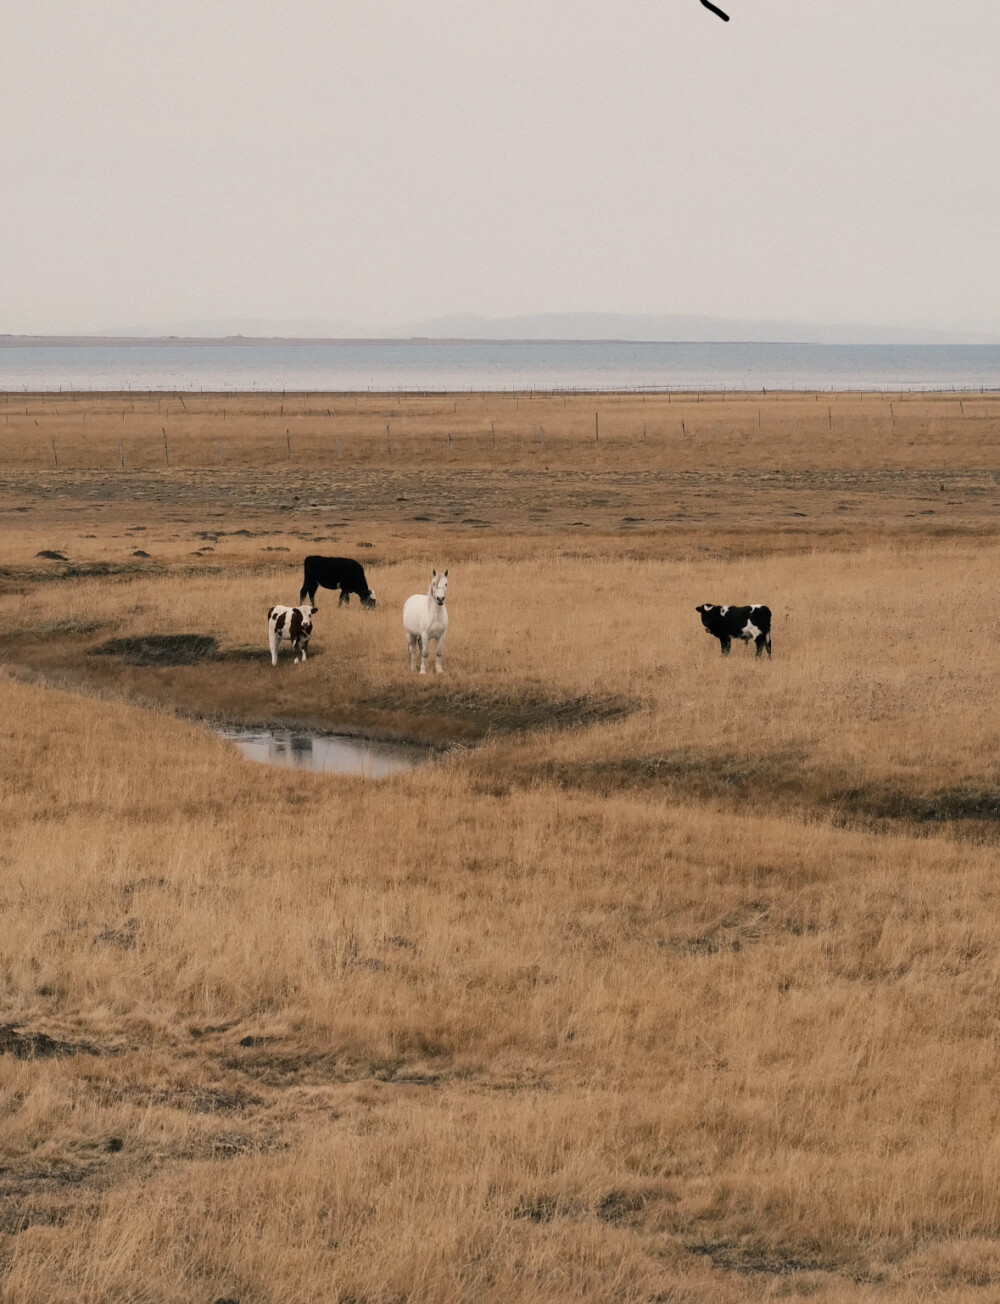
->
[216,726,430,777]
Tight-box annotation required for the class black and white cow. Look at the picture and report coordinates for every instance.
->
[268,604,317,666]
[695,604,772,658]
[300,556,377,609]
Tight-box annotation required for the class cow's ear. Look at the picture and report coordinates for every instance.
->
[311,607,318,615]
[268,606,275,620]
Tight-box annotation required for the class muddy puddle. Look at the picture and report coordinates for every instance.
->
[216,726,431,778]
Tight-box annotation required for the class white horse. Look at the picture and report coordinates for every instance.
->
[403,570,449,674]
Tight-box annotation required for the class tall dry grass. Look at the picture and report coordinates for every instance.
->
[2,533,998,794]
[3,393,1000,1300]
[1,389,999,472]
[3,669,1000,1300]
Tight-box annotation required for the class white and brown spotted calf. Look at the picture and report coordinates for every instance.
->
[267,604,317,666]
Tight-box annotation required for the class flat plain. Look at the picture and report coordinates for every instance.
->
[2,390,1000,1303]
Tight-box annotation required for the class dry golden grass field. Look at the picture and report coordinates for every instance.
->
[2,390,1000,1302]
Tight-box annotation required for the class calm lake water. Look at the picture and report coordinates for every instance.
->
[2,341,1000,392]
[216,726,428,778]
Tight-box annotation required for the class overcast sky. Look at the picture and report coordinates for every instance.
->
[1,0,998,337]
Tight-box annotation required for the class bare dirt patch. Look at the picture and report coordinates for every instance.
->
[0,1024,104,1059]
[0,560,163,585]
[91,633,219,666]
[687,1239,831,1277]
[834,783,1000,824]
[526,748,813,815]
[358,685,637,738]
[531,750,1000,835]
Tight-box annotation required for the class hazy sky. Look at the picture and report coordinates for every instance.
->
[1,0,998,336]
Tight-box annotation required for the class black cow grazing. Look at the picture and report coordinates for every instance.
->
[300,556,377,609]
[696,604,772,658]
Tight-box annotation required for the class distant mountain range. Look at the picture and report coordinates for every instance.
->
[393,313,1000,346]
[3,312,998,345]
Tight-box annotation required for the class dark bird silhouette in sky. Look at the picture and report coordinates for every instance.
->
[700,0,730,19]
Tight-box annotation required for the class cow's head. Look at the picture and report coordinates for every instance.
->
[362,591,377,610]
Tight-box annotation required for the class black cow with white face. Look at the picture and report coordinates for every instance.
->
[696,604,772,657]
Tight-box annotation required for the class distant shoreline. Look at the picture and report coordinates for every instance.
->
[4,339,998,394]
[3,336,999,350]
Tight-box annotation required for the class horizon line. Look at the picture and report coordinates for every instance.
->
[3,334,999,349]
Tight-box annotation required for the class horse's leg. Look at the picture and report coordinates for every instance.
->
[419,633,429,674]
[407,632,420,671]
[434,628,446,673]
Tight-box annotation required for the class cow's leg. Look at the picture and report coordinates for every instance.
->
[299,639,308,663]
[765,631,772,658]
[299,583,314,604]
[408,632,420,671]
[720,636,731,656]
[755,633,768,657]
[338,588,349,606]
[419,634,429,674]
[269,628,280,666]
[434,628,446,673]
